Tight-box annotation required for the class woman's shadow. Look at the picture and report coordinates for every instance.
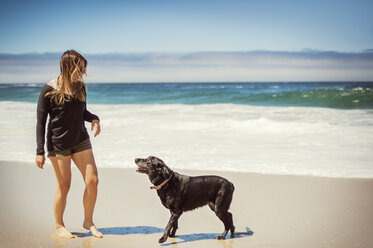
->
[72,226,164,237]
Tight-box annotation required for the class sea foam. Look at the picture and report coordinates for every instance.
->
[1,102,372,178]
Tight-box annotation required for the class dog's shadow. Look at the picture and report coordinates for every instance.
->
[72,226,164,237]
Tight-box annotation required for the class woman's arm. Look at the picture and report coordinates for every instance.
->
[82,87,99,122]
[84,107,100,123]
[85,108,101,137]
[35,86,50,168]
[91,119,101,137]
[36,86,49,155]
[83,88,100,136]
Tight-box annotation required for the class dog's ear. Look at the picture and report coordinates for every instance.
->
[160,165,173,179]
[152,157,172,179]
[154,157,165,165]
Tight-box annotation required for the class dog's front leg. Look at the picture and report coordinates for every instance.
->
[159,210,182,243]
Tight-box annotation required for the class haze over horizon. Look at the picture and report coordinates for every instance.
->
[1,0,372,82]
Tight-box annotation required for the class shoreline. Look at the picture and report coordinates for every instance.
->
[1,161,373,248]
[2,160,373,180]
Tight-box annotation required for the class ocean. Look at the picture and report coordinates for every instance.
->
[1,82,373,178]
[1,82,373,108]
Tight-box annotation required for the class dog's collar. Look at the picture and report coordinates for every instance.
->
[150,174,173,190]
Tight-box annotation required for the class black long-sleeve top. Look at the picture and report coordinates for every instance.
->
[36,84,99,155]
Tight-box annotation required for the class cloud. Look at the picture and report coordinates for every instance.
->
[0,50,372,83]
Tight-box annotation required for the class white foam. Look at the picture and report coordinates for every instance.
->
[1,101,373,178]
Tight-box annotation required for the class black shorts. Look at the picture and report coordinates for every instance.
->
[48,139,92,157]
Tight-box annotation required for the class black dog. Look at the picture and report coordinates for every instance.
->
[135,156,235,243]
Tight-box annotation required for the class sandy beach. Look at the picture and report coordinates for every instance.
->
[0,160,372,248]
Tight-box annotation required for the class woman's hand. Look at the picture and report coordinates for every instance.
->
[35,155,45,169]
[91,119,101,137]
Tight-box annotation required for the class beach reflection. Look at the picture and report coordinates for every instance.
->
[50,233,71,248]
[51,236,97,248]
[218,238,234,248]
[169,237,178,248]
[82,237,96,248]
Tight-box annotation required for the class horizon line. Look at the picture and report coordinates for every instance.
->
[2,81,373,85]
[1,48,373,55]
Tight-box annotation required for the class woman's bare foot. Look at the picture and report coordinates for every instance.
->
[83,221,103,238]
[56,225,76,239]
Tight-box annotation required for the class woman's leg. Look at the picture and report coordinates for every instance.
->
[50,155,75,239]
[72,149,103,238]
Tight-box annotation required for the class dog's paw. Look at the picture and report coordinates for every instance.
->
[158,236,168,243]
[216,235,225,240]
[230,233,235,238]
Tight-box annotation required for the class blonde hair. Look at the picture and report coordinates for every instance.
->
[46,50,87,105]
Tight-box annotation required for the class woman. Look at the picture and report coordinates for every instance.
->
[35,50,103,239]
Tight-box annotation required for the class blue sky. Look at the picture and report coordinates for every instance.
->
[1,0,372,53]
[0,0,372,82]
